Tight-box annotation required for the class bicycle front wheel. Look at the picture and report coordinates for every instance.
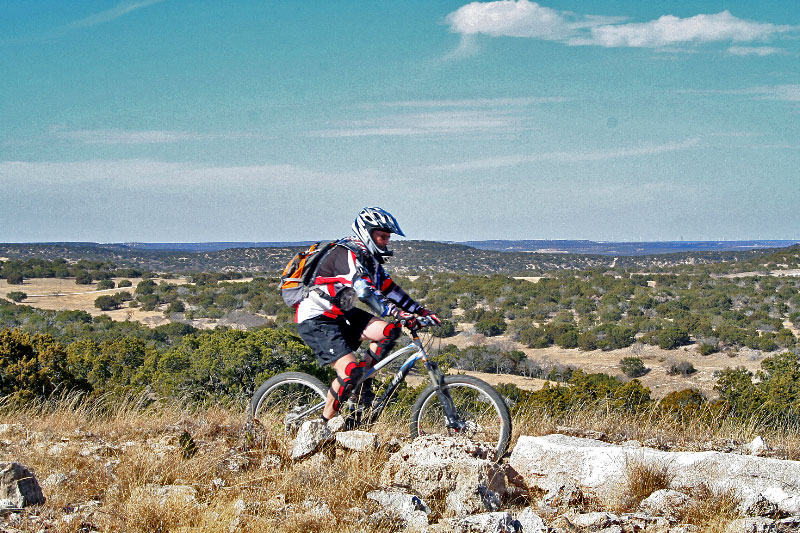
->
[249,372,327,438]
[410,375,512,461]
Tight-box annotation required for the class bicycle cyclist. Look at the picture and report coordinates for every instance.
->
[293,207,441,453]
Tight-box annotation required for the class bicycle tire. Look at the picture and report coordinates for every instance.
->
[410,375,512,461]
[249,372,327,436]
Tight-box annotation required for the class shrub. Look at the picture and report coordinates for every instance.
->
[75,271,92,285]
[431,320,456,338]
[657,327,692,350]
[165,300,185,314]
[620,356,648,378]
[5,271,23,284]
[118,279,133,288]
[668,361,696,375]
[94,295,121,311]
[698,343,717,356]
[135,279,157,295]
[659,388,707,420]
[0,329,81,404]
[7,291,27,302]
[96,279,115,290]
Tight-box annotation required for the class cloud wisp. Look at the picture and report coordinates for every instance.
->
[425,138,701,172]
[66,0,166,30]
[50,127,258,145]
[445,1,796,53]
[309,109,525,138]
[679,85,800,102]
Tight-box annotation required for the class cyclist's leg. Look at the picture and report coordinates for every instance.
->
[361,317,401,366]
[323,352,366,419]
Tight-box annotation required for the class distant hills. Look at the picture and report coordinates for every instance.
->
[458,240,800,256]
[21,239,800,256]
[2,240,800,275]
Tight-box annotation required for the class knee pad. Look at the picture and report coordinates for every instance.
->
[329,361,366,411]
[370,322,402,362]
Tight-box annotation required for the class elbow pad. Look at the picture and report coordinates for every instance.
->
[353,278,390,316]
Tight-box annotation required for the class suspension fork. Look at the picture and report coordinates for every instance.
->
[423,360,465,431]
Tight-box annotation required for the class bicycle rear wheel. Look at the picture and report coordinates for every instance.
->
[410,375,512,461]
[249,372,327,437]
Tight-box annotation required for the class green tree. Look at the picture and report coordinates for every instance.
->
[0,329,81,404]
[94,295,121,311]
[75,271,92,285]
[6,271,24,285]
[96,279,115,290]
[620,356,648,378]
[7,291,27,302]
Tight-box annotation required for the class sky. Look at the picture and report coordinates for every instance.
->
[1,0,799,243]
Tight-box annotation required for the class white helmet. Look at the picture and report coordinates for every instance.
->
[352,207,405,261]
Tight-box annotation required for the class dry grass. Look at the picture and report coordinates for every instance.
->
[615,461,672,513]
[2,395,798,532]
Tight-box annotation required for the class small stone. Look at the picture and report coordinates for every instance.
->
[233,498,246,514]
[744,493,780,518]
[336,430,377,451]
[748,436,771,457]
[291,419,335,460]
[259,454,282,469]
[448,511,516,533]
[639,489,691,522]
[570,511,619,530]
[724,517,776,533]
[42,473,69,490]
[515,507,547,532]
[367,489,431,518]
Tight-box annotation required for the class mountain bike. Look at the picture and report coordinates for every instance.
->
[249,317,512,461]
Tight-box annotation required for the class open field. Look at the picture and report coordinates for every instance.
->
[438,330,765,400]
[0,277,184,327]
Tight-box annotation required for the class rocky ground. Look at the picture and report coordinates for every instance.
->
[2,403,800,532]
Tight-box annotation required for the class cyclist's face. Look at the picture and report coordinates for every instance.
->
[371,230,391,250]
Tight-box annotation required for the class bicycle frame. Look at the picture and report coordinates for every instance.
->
[293,326,463,429]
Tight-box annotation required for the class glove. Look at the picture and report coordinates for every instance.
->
[416,307,442,326]
[387,304,417,327]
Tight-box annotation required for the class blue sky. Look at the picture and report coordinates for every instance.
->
[1,1,799,242]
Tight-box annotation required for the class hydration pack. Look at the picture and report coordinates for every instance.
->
[278,241,337,307]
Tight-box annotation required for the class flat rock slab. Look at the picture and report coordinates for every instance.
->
[509,434,800,514]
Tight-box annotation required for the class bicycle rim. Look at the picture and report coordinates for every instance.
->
[413,377,511,460]
[251,373,326,438]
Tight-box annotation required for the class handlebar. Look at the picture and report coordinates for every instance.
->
[397,315,438,331]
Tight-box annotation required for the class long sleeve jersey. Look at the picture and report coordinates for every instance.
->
[295,237,420,323]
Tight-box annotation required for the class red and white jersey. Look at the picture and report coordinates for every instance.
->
[295,237,419,323]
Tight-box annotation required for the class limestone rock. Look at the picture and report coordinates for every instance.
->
[291,416,344,461]
[0,462,45,508]
[509,434,800,514]
[381,435,508,518]
[724,517,776,533]
[515,507,548,532]
[367,489,431,520]
[336,430,377,452]
[639,490,692,522]
[442,511,517,533]
[747,436,771,457]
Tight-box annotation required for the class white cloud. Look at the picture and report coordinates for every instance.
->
[50,128,258,145]
[445,2,796,52]
[309,110,523,138]
[425,138,701,172]
[446,1,624,40]
[66,0,165,29]
[727,46,783,56]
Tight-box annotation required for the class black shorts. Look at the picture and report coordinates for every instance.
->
[297,308,375,365]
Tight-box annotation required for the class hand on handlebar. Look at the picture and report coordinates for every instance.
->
[416,307,442,326]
